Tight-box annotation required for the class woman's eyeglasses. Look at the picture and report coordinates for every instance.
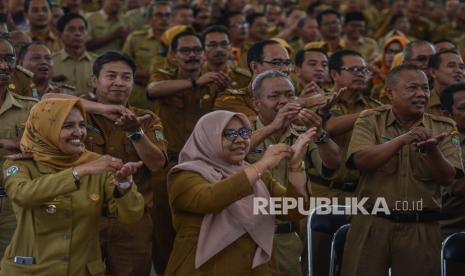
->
[223,128,253,140]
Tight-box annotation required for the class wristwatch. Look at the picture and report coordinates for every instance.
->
[127,128,145,141]
[315,131,329,145]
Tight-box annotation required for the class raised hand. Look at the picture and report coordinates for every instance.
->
[75,155,123,176]
[114,161,144,183]
[289,127,317,167]
[114,110,151,132]
[269,103,301,131]
[258,143,294,170]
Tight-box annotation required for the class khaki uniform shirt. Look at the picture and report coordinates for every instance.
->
[246,117,322,189]
[27,30,62,53]
[123,28,163,86]
[214,84,257,118]
[0,91,37,187]
[304,40,346,56]
[0,160,144,276]
[10,66,34,97]
[123,7,146,30]
[86,10,128,54]
[201,63,251,91]
[149,69,217,159]
[408,16,434,40]
[52,49,97,96]
[347,106,463,210]
[341,36,379,63]
[84,107,167,208]
[433,21,465,42]
[428,87,445,117]
[327,94,382,184]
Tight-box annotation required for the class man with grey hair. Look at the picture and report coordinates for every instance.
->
[247,69,342,276]
[403,40,436,79]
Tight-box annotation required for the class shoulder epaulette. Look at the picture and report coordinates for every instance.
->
[368,96,384,106]
[10,92,38,102]
[129,29,148,37]
[425,113,456,125]
[156,68,175,77]
[61,83,76,91]
[234,67,252,77]
[359,105,391,118]
[16,65,34,78]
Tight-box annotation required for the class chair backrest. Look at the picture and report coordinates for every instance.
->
[307,205,350,276]
[443,232,465,262]
[329,224,350,276]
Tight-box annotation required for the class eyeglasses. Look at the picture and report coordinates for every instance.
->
[340,66,370,75]
[205,41,230,49]
[385,48,402,55]
[262,59,293,68]
[321,20,341,27]
[0,55,16,64]
[223,128,253,141]
[152,12,171,18]
[176,47,203,56]
[230,22,249,28]
[408,55,431,63]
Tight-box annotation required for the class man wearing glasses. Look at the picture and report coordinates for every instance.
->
[247,70,341,276]
[122,2,171,111]
[200,25,250,91]
[427,49,465,116]
[226,12,250,67]
[214,39,292,117]
[403,40,436,79]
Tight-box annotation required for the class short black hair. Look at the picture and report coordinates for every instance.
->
[18,41,47,62]
[246,39,280,72]
[306,0,324,16]
[403,40,434,61]
[329,49,362,73]
[56,12,88,33]
[386,64,423,89]
[173,3,191,12]
[295,48,327,67]
[427,49,460,69]
[297,17,315,29]
[344,11,366,24]
[147,1,171,18]
[434,38,455,46]
[316,8,341,26]
[170,31,200,51]
[441,82,465,113]
[92,51,136,77]
[0,33,15,55]
[25,0,52,13]
[246,12,265,26]
[389,13,406,27]
[224,11,244,27]
[200,25,230,45]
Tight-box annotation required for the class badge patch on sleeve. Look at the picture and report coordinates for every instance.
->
[155,130,165,141]
[6,166,19,177]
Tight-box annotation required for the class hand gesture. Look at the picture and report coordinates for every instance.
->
[259,143,293,170]
[196,71,230,90]
[316,87,346,115]
[0,138,20,153]
[5,152,33,160]
[289,127,317,167]
[269,103,301,131]
[401,127,432,145]
[114,110,151,132]
[299,81,324,98]
[114,161,144,182]
[101,105,127,122]
[75,155,123,176]
[296,109,322,131]
[415,132,448,152]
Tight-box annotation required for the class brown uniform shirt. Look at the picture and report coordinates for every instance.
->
[428,87,445,117]
[149,69,217,159]
[85,10,129,54]
[0,91,37,187]
[52,49,97,96]
[84,107,167,208]
[201,63,251,91]
[347,106,463,210]
[10,66,34,97]
[27,30,63,53]
[214,84,257,118]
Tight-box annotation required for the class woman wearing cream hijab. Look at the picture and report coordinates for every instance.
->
[1,98,144,276]
[166,110,314,275]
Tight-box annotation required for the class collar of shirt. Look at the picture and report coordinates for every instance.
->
[28,30,57,42]
[0,90,25,116]
[386,107,426,128]
[341,35,364,46]
[59,49,93,62]
[99,9,119,21]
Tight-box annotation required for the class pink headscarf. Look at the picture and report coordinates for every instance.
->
[170,110,275,269]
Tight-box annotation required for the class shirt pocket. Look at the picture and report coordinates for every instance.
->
[377,152,398,174]
[85,125,105,153]
[411,151,433,182]
[86,259,105,275]
[163,93,185,109]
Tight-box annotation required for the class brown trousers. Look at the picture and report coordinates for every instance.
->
[0,197,16,260]
[341,215,441,276]
[100,212,153,276]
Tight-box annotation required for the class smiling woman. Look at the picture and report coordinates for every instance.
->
[165,110,312,275]
[1,98,145,276]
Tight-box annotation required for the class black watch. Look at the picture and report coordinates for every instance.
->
[191,78,197,90]
[315,131,329,145]
[317,109,332,121]
[127,128,145,141]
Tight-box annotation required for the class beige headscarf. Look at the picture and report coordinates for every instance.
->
[20,98,99,170]
[170,110,275,269]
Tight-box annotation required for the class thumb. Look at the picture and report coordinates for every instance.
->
[136,114,152,124]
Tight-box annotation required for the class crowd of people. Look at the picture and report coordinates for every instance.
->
[1,0,465,275]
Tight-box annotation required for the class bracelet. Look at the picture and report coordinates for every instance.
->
[251,164,262,178]
[115,176,133,189]
[71,167,80,182]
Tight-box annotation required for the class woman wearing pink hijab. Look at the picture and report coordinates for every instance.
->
[165,110,314,275]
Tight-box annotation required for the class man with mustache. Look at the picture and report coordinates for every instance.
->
[52,12,96,97]
[123,1,172,110]
[201,25,250,91]
[18,41,74,99]
[0,37,37,260]
[294,48,329,96]
[427,49,465,116]
[214,39,292,118]
[147,31,227,274]
[341,64,462,276]
[247,69,341,276]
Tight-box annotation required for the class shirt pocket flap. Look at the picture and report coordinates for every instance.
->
[86,259,105,275]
